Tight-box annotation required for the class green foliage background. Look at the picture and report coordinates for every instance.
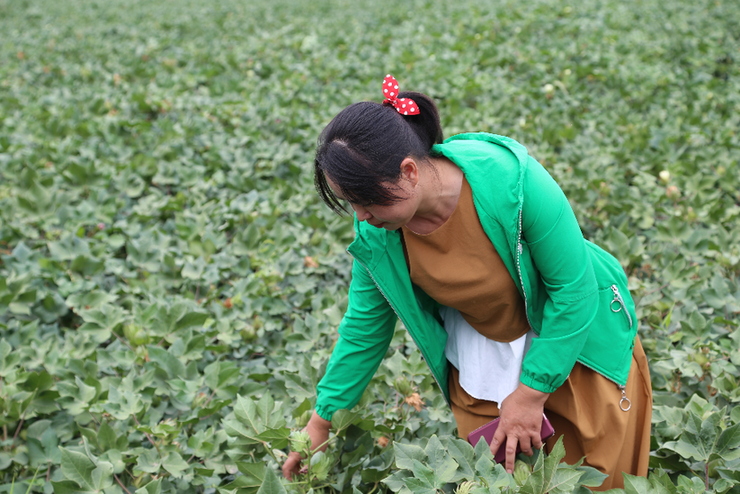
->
[0,0,738,492]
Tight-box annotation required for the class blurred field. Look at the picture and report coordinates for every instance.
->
[1,0,739,492]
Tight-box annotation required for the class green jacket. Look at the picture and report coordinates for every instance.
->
[315,132,637,421]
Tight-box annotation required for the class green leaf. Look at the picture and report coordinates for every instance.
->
[234,461,267,489]
[242,223,260,249]
[675,475,706,494]
[91,462,114,490]
[135,479,162,494]
[204,360,240,390]
[715,422,740,460]
[105,385,144,420]
[309,450,334,481]
[424,435,459,484]
[331,409,361,432]
[59,447,96,490]
[713,478,735,493]
[255,427,291,443]
[646,470,679,494]
[161,451,190,478]
[440,436,476,481]
[291,398,312,419]
[547,467,585,494]
[229,393,286,444]
[256,467,287,494]
[0,340,19,377]
[51,480,95,494]
[575,465,608,488]
[408,459,438,488]
[175,311,209,331]
[361,450,394,483]
[147,346,186,379]
[97,422,117,452]
[135,448,161,474]
[393,441,427,471]
[223,418,259,445]
[382,470,415,492]
[520,438,547,494]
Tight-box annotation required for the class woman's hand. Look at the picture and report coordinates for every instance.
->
[490,384,550,474]
[282,411,332,480]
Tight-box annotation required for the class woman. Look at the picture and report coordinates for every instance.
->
[282,75,652,490]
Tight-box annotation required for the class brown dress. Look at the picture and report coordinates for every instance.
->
[402,178,652,490]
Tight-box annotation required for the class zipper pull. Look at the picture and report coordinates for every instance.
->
[610,285,623,313]
[610,284,634,328]
[618,385,631,412]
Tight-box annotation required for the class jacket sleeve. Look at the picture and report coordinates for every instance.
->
[518,156,599,393]
[314,258,397,421]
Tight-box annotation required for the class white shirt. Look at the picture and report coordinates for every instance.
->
[440,306,535,403]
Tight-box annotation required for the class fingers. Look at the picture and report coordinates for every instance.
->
[283,412,332,480]
[493,429,540,473]
[531,430,544,451]
[505,434,518,473]
[282,451,302,480]
[490,422,507,457]
[504,432,540,473]
[518,434,534,457]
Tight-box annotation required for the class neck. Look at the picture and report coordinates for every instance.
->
[405,157,463,235]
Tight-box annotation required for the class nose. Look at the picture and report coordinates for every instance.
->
[353,204,373,222]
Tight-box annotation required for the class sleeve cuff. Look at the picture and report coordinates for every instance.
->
[314,404,334,422]
[519,371,559,394]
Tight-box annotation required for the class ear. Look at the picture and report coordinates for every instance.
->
[399,157,420,186]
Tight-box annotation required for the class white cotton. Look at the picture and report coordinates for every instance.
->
[440,306,535,404]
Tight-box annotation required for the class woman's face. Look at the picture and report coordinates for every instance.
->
[325,174,419,231]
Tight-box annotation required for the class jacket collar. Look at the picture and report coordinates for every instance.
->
[347,132,530,267]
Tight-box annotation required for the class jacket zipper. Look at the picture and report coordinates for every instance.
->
[515,209,534,330]
[517,211,631,411]
[610,285,633,328]
[349,252,451,406]
[610,285,634,411]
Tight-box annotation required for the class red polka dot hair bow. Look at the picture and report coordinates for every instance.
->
[382,74,420,115]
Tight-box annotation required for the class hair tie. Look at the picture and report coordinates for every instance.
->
[382,74,420,116]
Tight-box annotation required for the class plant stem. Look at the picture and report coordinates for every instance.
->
[704,462,709,491]
[12,419,25,442]
[111,328,135,352]
[132,414,161,455]
[260,441,280,464]
[23,467,41,494]
[12,390,37,442]
[203,389,217,408]
[302,435,340,485]
[114,473,133,494]
[312,436,335,453]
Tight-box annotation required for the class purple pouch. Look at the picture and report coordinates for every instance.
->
[467,414,555,463]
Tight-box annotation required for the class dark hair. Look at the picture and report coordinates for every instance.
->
[314,91,443,214]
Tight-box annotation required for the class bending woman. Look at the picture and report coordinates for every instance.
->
[282,75,652,490]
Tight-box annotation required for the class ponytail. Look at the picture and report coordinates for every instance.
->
[398,91,444,150]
